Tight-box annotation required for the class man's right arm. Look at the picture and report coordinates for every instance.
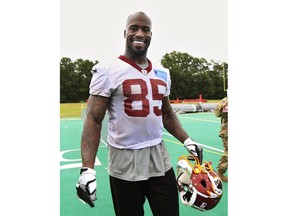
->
[81,95,109,168]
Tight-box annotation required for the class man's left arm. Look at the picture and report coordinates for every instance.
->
[162,96,189,143]
[162,97,203,163]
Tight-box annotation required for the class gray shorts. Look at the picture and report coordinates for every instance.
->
[108,141,172,181]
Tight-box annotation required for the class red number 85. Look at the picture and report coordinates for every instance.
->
[122,78,167,117]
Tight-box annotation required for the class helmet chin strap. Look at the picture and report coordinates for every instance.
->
[180,189,199,208]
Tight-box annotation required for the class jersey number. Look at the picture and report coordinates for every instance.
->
[122,79,166,117]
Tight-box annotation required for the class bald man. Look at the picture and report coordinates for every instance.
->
[76,11,203,216]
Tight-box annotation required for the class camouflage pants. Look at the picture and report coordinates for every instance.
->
[217,136,228,174]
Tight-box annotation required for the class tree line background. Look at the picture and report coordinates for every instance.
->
[60,51,228,103]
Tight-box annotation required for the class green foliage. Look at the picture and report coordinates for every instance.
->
[161,51,227,99]
[60,57,98,103]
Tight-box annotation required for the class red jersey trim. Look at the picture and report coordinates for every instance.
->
[118,55,153,74]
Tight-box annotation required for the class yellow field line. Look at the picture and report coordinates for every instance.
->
[177,115,219,123]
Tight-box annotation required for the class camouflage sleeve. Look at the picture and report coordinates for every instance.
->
[214,97,228,117]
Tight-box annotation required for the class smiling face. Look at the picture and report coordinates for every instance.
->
[124,12,152,58]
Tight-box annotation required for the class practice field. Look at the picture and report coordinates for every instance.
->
[60,112,228,216]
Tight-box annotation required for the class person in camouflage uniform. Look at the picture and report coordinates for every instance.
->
[214,97,228,182]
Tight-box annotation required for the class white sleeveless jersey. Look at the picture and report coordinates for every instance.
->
[89,55,171,149]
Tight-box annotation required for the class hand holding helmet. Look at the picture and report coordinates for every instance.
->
[183,138,203,164]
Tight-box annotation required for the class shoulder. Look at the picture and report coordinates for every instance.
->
[220,97,228,106]
[91,57,127,76]
[151,62,170,82]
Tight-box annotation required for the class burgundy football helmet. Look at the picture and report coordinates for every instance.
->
[176,155,223,211]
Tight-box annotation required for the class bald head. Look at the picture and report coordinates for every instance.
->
[125,11,152,30]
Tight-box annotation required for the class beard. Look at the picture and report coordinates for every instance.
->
[126,40,150,56]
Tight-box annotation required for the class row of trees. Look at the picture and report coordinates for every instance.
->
[60,51,228,103]
[60,58,98,103]
[161,51,228,100]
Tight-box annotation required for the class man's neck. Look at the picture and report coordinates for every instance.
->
[123,52,148,64]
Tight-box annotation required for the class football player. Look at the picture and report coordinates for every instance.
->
[76,11,203,216]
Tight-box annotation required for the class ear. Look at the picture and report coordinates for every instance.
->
[124,30,126,38]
